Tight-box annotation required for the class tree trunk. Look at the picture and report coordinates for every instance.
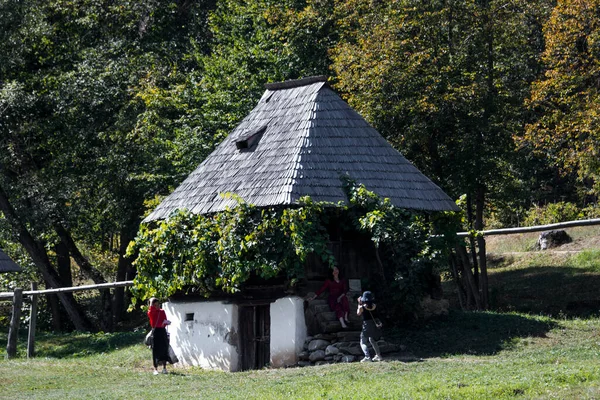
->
[54,222,106,284]
[55,241,72,287]
[47,293,62,331]
[0,185,91,331]
[448,253,466,310]
[466,194,479,285]
[113,226,135,322]
[473,0,494,311]
[374,245,387,283]
[475,185,488,309]
[455,244,481,310]
[53,221,112,330]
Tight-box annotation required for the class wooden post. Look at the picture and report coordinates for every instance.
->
[477,236,489,309]
[6,287,23,359]
[27,283,38,358]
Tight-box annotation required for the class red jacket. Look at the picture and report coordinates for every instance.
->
[147,307,167,328]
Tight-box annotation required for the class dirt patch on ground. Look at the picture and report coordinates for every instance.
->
[559,235,600,252]
[485,227,600,254]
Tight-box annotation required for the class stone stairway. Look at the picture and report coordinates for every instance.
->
[298,331,406,366]
[300,291,409,365]
[304,292,362,334]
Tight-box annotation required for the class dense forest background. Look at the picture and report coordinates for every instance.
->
[1,0,599,330]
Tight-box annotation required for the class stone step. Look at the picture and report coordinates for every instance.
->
[317,311,362,324]
[319,320,361,333]
[320,321,346,333]
[311,304,331,314]
[319,311,337,321]
[336,330,361,342]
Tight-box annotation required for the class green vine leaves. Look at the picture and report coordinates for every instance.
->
[126,194,335,305]
[127,182,459,312]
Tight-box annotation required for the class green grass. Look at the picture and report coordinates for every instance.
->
[483,251,600,318]
[1,315,600,399]
[4,231,600,399]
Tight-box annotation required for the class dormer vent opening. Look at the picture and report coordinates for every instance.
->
[235,125,267,150]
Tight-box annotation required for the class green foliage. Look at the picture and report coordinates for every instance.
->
[523,202,583,226]
[193,0,335,144]
[345,181,459,317]
[523,0,600,197]
[128,196,335,303]
[129,181,457,319]
[581,203,600,219]
[331,0,551,198]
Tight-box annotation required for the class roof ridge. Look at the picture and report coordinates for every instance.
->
[264,76,328,91]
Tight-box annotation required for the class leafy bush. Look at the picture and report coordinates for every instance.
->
[128,195,335,304]
[523,202,583,226]
[581,203,600,219]
[346,183,458,318]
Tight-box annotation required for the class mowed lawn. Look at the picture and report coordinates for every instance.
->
[1,312,600,399]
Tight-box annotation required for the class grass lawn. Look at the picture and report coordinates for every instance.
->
[1,312,600,399]
[3,230,600,399]
[0,312,600,399]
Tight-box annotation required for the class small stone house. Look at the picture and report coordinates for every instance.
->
[144,76,458,371]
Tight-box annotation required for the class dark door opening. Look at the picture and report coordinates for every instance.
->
[239,304,270,370]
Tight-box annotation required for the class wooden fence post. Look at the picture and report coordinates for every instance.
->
[6,287,23,359]
[27,283,38,358]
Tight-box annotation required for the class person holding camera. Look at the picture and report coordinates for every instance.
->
[356,291,383,362]
[147,298,172,375]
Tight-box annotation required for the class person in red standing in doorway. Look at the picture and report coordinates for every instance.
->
[147,298,171,375]
[308,266,350,328]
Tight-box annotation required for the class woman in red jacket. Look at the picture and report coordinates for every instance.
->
[309,266,350,328]
[147,298,171,375]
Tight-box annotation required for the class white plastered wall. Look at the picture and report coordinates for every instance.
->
[269,296,307,368]
[163,301,239,372]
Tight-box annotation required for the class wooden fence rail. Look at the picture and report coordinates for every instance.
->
[3,280,133,359]
[0,280,134,300]
[456,218,600,238]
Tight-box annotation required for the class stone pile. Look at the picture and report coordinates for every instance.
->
[537,229,571,250]
[297,331,403,367]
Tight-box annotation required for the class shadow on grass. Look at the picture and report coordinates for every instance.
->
[391,310,556,359]
[489,265,600,318]
[0,330,145,359]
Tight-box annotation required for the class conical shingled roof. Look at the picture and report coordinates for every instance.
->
[145,76,458,222]
[0,249,21,273]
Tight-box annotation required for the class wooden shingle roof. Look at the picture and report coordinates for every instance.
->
[0,249,21,273]
[145,76,458,222]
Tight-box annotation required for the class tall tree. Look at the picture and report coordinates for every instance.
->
[331,0,552,308]
[195,0,336,138]
[523,0,600,200]
[0,0,217,329]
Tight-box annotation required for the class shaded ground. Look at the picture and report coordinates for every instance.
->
[487,265,600,318]
[386,311,555,360]
[0,330,144,359]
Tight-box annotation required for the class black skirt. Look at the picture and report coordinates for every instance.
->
[361,319,382,341]
[152,327,169,362]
